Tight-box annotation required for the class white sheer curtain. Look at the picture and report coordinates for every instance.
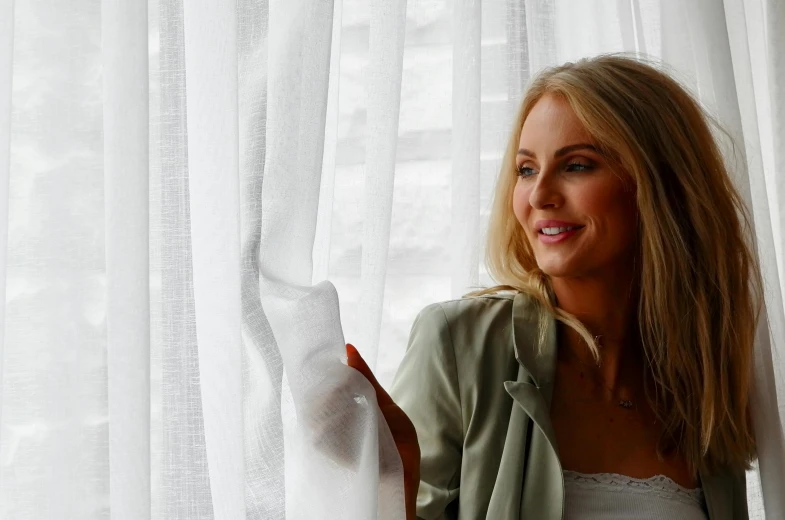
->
[0,0,783,519]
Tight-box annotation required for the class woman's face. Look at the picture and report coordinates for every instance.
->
[512,94,638,279]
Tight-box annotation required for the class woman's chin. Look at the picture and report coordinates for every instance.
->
[537,261,580,279]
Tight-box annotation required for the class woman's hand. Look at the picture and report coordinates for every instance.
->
[346,343,420,520]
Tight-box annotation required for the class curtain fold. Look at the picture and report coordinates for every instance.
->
[450,0,481,298]
[0,0,784,519]
[312,0,344,287]
[254,0,407,517]
[182,1,245,518]
[523,0,557,75]
[356,0,409,371]
[2,1,109,517]
[0,0,13,444]
[721,0,785,514]
[157,0,215,516]
[102,0,151,518]
[236,0,283,517]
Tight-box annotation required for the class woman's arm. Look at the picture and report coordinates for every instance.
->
[389,303,464,520]
[346,344,421,519]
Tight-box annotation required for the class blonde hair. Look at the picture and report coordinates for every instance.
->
[465,54,763,476]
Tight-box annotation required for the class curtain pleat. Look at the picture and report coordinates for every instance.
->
[1,1,784,519]
[182,1,245,518]
[157,0,214,517]
[763,0,785,305]
[630,0,647,54]
[721,0,770,513]
[505,0,530,108]
[256,0,333,514]
[313,0,344,287]
[2,1,107,517]
[102,0,151,518]
[0,0,13,442]
[356,0,409,371]
[523,0,557,75]
[762,0,785,509]
[450,0,481,299]
[616,0,638,52]
[235,0,286,517]
[255,0,408,518]
[721,0,785,515]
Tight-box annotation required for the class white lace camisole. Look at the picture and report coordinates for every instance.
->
[563,470,709,520]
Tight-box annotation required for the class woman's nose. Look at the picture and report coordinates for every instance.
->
[528,172,563,209]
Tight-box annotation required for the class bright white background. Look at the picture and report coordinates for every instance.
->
[0,0,783,518]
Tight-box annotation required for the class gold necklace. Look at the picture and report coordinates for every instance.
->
[560,345,636,410]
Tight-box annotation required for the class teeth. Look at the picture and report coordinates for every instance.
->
[541,226,579,235]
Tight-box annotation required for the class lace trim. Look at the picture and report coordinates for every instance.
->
[563,470,705,507]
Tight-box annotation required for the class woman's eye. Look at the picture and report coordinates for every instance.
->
[517,166,536,177]
[566,162,593,172]
[517,162,592,177]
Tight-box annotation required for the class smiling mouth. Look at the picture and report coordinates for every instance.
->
[539,225,584,236]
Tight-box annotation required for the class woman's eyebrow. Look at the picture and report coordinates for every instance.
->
[517,143,600,158]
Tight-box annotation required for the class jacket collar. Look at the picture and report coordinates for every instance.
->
[511,292,558,388]
[508,292,559,440]
[506,292,564,519]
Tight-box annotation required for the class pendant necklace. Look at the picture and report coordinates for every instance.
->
[562,341,636,410]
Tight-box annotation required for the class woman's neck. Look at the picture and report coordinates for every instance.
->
[551,273,643,392]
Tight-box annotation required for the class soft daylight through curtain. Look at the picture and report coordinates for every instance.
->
[0,0,782,518]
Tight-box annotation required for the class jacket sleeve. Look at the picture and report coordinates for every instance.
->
[733,469,749,520]
[389,303,463,520]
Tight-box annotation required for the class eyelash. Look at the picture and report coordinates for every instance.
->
[516,162,593,178]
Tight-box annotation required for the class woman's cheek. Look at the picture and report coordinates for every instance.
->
[512,184,529,224]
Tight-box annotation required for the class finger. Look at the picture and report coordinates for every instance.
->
[346,343,393,405]
[346,343,377,384]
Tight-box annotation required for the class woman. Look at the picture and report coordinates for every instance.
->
[347,54,762,519]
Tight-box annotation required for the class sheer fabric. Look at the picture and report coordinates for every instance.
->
[0,0,783,518]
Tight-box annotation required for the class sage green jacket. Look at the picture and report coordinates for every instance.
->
[388,292,748,520]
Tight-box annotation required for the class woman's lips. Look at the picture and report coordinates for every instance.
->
[537,226,584,244]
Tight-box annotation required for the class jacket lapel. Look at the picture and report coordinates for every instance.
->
[503,292,564,519]
[486,361,533,519]
[505,380,564,520]
[509,292,558,392]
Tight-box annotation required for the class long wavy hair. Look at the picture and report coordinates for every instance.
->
[464,54,763,476]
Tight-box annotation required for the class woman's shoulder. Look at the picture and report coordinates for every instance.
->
[420,291,519,321]
[421,290,545,332]
[409,291,530,367]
